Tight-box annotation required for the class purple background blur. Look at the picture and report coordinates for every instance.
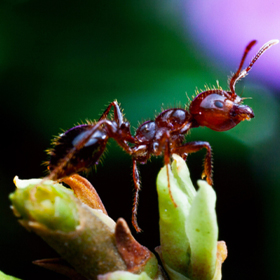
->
[184,0,280,88]
[0,1,279,279]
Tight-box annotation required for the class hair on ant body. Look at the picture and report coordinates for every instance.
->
[47,39,278,232]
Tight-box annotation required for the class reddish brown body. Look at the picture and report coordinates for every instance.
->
[47,39,278,232]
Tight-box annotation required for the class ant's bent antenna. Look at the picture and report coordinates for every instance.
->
[230,39,279,98]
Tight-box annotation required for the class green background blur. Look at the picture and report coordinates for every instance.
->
[1,1,280,279]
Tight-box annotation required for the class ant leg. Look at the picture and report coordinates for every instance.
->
[132,159,142,232]
[172,141,213,185]
[99,100,123,124]
[48,118,134,180]
[162,135,178,208]
[48,102,135,180]
[99,100,135,145]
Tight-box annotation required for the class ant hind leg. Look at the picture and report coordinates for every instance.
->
[99,100,124,126]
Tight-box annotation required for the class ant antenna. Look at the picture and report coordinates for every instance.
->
[229,40,257,96]
[229,39,279,98]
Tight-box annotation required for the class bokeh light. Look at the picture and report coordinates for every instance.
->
[184,0,280,88]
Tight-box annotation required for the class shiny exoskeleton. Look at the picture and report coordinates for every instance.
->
[47,39,278,232]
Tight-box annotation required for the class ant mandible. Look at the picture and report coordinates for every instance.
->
[47,39,278,232]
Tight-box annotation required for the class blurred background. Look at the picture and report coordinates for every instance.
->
[0,0,279,279]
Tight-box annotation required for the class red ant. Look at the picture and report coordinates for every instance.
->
[47,39,278,232]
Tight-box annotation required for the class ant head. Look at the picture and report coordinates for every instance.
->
[189,39,279,132]
[189,89,254,131]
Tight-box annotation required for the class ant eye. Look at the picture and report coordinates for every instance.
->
[214,100,224,108]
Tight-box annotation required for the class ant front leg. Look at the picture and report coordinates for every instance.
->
[172,141,213,185]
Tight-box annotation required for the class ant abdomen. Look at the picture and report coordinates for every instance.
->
[49,124,108,179]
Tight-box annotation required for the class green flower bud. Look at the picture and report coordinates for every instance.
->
[0,270,22,280]
[157,154,223,280]
[10,177,79,232]
[10,177,126,278]
[185,180,218,280]
[9,176,165,280]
